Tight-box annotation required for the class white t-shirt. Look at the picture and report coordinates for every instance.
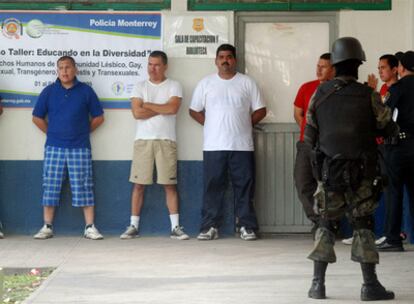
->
[190,72,265,151]
[131,78,182,141]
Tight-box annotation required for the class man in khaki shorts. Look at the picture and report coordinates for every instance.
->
[120,50,189,240]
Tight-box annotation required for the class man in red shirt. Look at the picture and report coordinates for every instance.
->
[367,54,399,100]
[293,53,334,226]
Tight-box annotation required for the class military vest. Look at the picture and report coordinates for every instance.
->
[315,79,377,160]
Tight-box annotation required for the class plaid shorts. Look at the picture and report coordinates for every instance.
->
[42,146,94,207]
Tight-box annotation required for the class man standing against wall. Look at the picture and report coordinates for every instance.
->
[120,51,189,240]
[377,51,414,251]
[293,53,334,228]
[32,56,104,240]
[189,44,266,241]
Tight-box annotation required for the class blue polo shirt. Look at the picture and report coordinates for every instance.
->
[33,78,103,149]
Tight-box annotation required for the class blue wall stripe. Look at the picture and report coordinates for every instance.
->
[0,160,235,237]
[0,160,412,242]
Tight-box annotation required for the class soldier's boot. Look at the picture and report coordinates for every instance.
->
[308,261,328,299]
[360,263,395,301]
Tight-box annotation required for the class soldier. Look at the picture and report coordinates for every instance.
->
[304,37,398,301]
[342,53,399,246]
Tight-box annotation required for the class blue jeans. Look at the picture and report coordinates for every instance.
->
[201,151,258,231]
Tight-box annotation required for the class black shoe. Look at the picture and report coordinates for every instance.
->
[376,241,404,252]
[360,263,395,301]
[361,282,395,301]
[308,261,328,299]
[308,279,326,299]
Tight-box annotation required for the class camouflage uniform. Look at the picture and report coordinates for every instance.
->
[306,37,396,301]
[305,77,396,265]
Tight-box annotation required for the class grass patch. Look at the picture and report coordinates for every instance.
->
[2,268,54,304]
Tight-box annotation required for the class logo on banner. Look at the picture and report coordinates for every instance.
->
[1,18,23,39]
[26,19,45,38]
[112,82,125,96]
[192,18,204,32]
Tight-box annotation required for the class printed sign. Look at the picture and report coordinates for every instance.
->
[0,11,162,108]
[164,15,228,58]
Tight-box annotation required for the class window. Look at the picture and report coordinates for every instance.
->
[188,0,391,11]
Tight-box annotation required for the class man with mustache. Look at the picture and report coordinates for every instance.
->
[190,44,266,241]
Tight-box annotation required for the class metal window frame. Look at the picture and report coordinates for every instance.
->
[235,12,338,233]
[0,0,171,11]
[235,11,338,72]
[188,0,391,11]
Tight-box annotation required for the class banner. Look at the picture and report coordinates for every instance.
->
[0,11,162,108]
[164,15,229,58]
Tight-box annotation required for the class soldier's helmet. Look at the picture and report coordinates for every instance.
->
[331,37,366,65]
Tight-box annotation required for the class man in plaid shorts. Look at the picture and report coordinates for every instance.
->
[32,56,104,240]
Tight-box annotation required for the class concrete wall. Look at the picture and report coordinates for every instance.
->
[0,0,413,240]
[339,0,414,82]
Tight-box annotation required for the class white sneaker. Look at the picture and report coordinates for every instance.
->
[375,236,387,245]
[197,227,218,240]
[240,226,257,241]
[34,225,53,239]
[120,225,139,239]
[341,237,353,245]
[84,225,103,240]
[0,230,4,239]
[171,226,190,240]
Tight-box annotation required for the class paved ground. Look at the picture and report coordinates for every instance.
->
[0,235,413,304]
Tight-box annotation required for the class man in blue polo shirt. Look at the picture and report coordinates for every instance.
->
[32,56,104,240]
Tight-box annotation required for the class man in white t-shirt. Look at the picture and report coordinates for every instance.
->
[120,51,189,240]
[189,44,267,241]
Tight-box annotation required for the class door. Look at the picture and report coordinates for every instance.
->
[236,12,337,233]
